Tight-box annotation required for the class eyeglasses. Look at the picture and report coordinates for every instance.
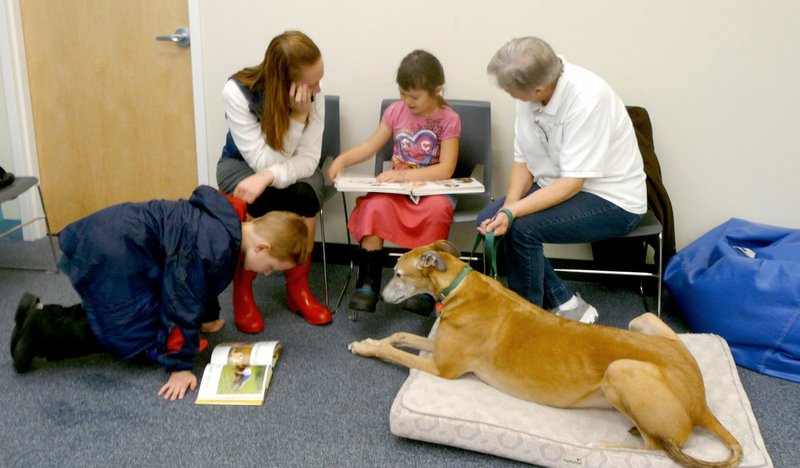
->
[534,119,548,145]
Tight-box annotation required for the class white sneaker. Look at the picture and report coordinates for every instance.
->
[551,294,599,324]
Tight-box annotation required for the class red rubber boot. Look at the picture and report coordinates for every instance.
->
[233,256,265,334]
[285,254,332,325]
[219,191,265,334]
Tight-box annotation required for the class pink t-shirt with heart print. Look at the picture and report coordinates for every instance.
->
[382,101,461,171]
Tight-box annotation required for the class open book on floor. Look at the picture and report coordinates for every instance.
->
[334,176,485,197]
[195,341,281,406]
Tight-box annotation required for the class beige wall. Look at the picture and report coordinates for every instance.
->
[0,64,10,168]
[193,1,800,252]
[2,1,799,248]
[0,59,20,219]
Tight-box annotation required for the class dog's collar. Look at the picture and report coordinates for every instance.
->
[436,265,473,303]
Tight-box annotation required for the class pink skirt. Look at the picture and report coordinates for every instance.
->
[347,193,454,248]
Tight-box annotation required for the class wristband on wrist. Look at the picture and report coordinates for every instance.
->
[500,208,514,228]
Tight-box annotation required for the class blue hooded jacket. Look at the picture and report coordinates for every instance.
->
[57,186,242,372]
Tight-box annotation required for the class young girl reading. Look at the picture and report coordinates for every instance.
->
[10,186,307,401]
[327,50,461,315]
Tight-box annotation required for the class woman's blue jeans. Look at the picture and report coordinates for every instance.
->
[476,184,644,309]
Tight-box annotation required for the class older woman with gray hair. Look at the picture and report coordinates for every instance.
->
[477,36,647,323]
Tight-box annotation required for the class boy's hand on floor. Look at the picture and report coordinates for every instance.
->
[158,370,197,401]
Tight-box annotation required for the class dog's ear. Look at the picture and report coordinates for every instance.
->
[418,250,447,272]
[430,240,461,259]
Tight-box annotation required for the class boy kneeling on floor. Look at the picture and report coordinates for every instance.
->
[10,185,307,401]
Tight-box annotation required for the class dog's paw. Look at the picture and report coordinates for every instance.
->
[347,341,370,356]
[347,339,382,356]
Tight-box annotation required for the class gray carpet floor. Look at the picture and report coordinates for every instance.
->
[1,237,797,467]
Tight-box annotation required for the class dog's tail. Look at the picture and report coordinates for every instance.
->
[660,411,743,468]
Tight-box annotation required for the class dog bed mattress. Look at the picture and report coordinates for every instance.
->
[389,332,772,467]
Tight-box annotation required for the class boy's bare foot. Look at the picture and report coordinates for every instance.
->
[201,319,225,333]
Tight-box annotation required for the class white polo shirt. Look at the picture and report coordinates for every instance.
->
[513,57,647,214]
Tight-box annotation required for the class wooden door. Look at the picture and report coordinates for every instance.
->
[20,0,198,232]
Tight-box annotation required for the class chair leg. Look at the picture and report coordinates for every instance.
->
[318,207,330,311]
[337,195,356,312]
[338,193,358,321]
[37,184,59,272]
[639,280,652,313]
[318,193,355,316]
[335,254,353,313]
[637,233,664,317]
[656,231,663,317]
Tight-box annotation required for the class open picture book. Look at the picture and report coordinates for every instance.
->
[195,341,281,406]
[334,176,484,202]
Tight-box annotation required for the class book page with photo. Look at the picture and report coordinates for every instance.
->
[195,341,281,406]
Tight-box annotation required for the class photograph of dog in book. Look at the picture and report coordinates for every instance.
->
[348,240,742,468]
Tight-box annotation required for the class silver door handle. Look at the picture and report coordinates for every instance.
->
[155,27,190,48]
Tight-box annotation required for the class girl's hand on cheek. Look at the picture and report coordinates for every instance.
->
[289,82,312,119]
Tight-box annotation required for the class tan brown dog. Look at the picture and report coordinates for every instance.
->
[348,240,742,468]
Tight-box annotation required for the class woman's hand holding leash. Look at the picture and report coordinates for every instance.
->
[478,207,515,236]
[475,208,514,279]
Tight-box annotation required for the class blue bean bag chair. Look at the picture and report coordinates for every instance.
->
[664,218,800,382]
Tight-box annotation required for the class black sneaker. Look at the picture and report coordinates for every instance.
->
[349,286,379,313]
[0,166,14,189]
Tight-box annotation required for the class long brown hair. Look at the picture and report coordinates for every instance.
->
[233,31,321,153]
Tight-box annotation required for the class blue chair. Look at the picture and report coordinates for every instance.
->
[373,98,493,270]
[373,99,493,228]
[343,98,493,320]
[554,211,663,316]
